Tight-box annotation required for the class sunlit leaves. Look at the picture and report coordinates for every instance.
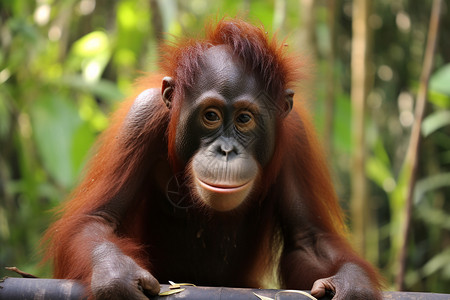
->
[422,111,450,137]
[429,64,450,109]
[70,31,111,83]
[30,94,95,189]
[429,64,450,97]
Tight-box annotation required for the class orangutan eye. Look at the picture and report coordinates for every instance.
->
[235,111,256,132]
[205,111,220,122]
[202,108,222,129]
[236,113,252,124]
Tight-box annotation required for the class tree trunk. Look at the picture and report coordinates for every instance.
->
[350,0,373,256]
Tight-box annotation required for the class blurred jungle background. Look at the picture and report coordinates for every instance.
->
[0,0,449,294]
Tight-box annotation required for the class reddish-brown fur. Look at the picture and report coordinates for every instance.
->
[43,18,381,296]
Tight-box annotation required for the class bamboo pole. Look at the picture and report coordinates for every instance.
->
[395,0,443,290]
[350,0,372,256]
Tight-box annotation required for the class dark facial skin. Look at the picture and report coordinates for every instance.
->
[163,46,287,211]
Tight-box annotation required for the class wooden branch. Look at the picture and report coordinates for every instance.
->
[0,278,87,300]
[395,0,443,291]
[1,278,449,300]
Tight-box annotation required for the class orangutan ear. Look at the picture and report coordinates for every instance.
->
[162,77,175,109]
[281,89,294,117]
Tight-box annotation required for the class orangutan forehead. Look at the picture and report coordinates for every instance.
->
[186,46,261,98]
[159,19,301,98]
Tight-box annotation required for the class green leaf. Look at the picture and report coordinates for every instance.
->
[71,122,96,177]
[68,31,112,82]
[416,206,450,230]
[366,156,395,192]
[72,31,110,57]
[428,90,450,108]
[414,172,450,205]
[422,110,450,137]
[30,93,86,188]
[58,75,123,103]
[429,64,450,97]
[422,249,450,278]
